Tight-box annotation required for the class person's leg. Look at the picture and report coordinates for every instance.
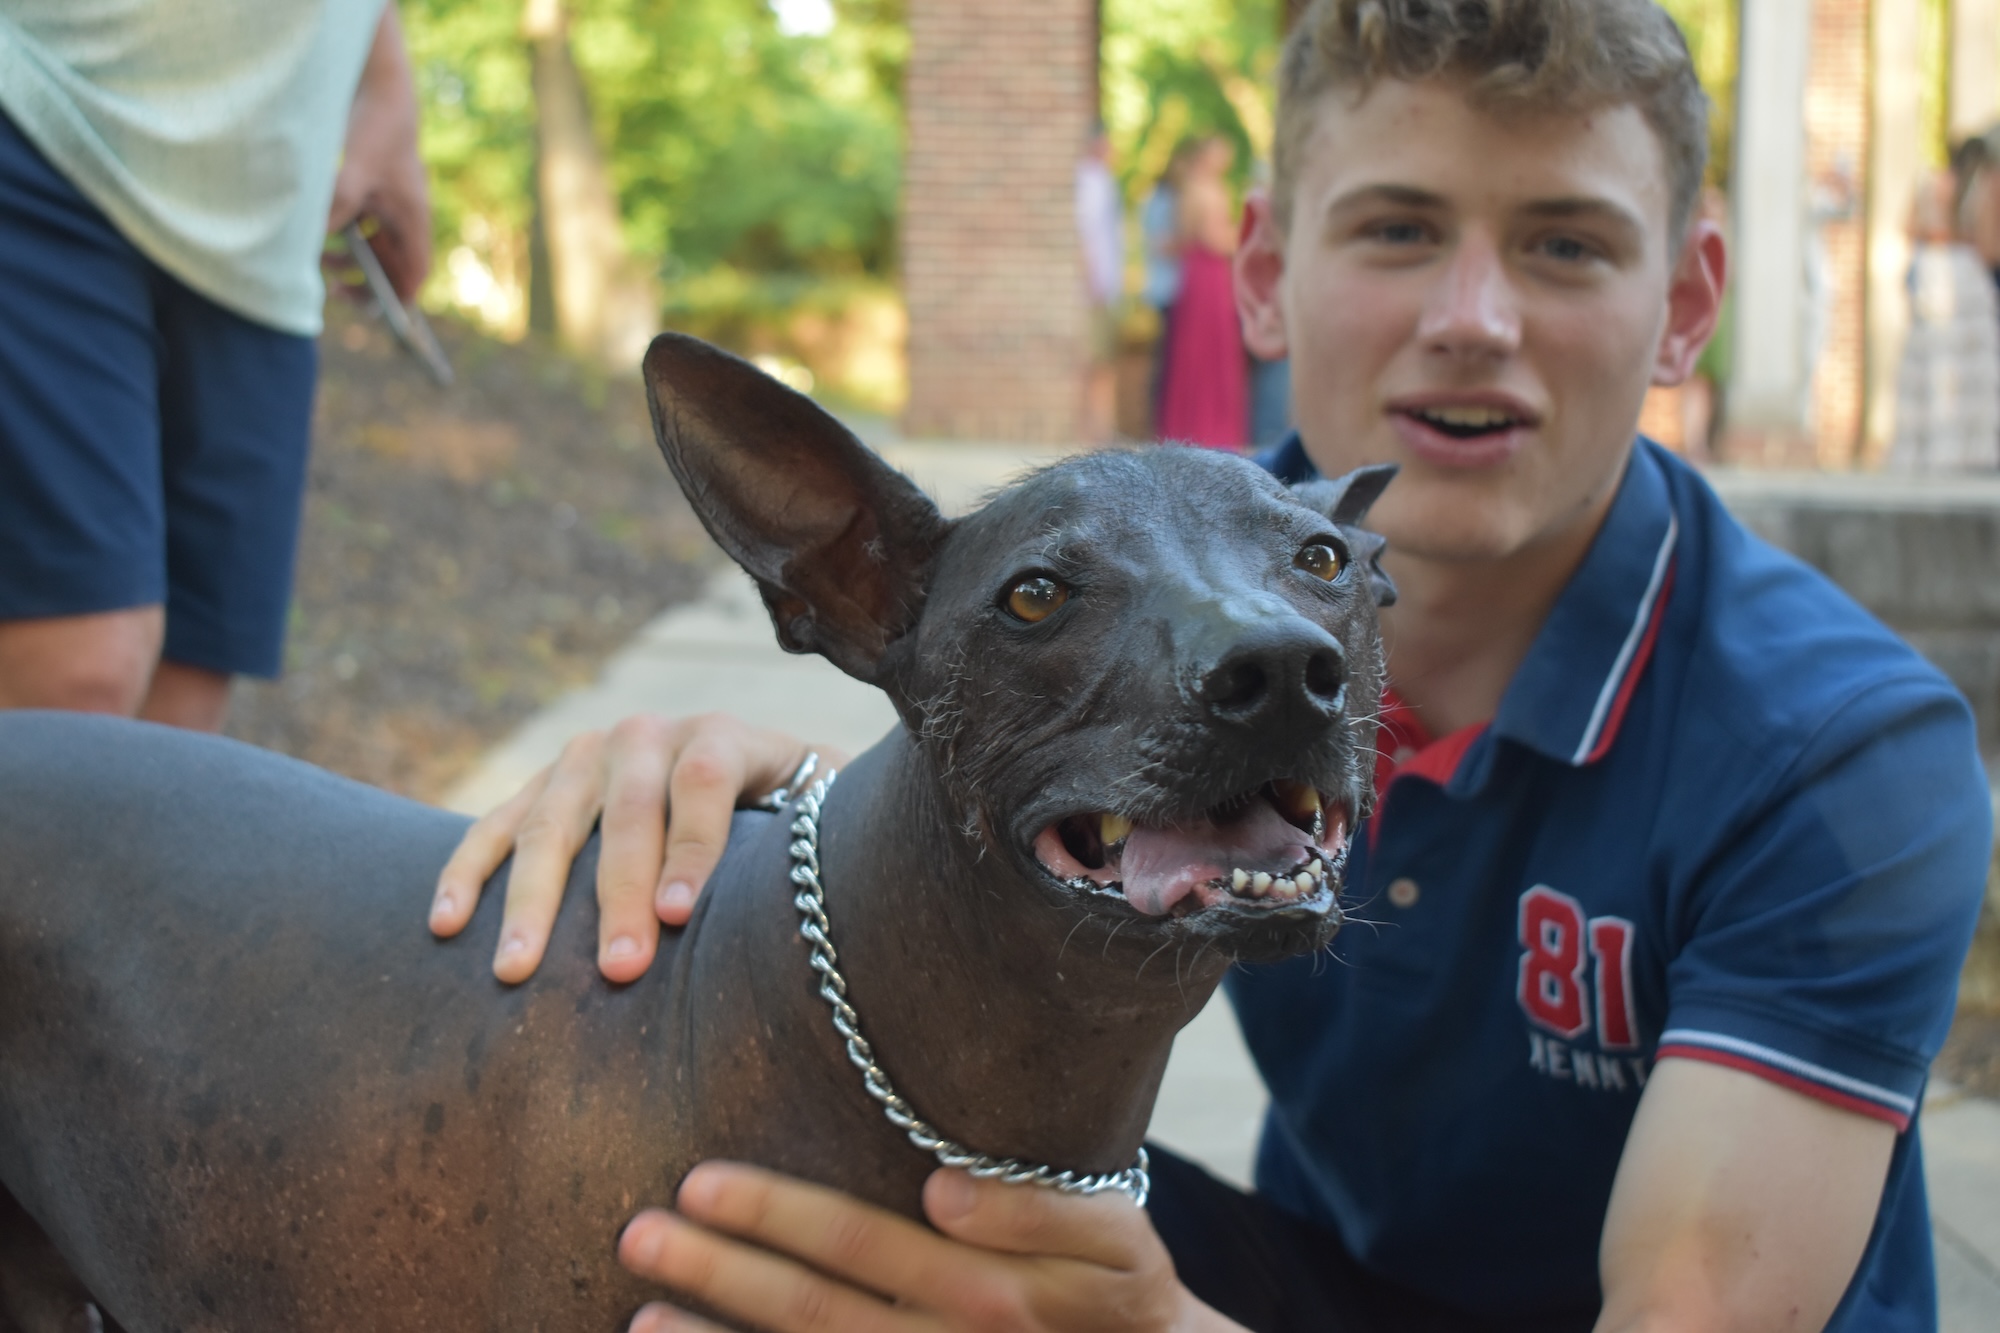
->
[0,110,169,716]
[138,660,232,731]
[0,608,163,714]
[147,263,319,726]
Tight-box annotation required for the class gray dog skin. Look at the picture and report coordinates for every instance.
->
[0,334,1395,1332]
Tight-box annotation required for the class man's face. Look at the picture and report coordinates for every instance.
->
[1238,78,1723,566]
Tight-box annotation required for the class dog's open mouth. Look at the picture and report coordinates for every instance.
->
[1032,779,1351,918]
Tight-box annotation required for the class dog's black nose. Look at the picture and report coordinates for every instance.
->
[1199,620,1347,728]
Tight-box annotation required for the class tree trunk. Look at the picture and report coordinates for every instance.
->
[521,0,658,366]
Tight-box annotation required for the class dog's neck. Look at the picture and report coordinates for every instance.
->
[789,732,1228,1176]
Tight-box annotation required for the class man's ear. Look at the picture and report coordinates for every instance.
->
[1235,192,1290,362]
[1294,464,1398,607]
[1652,218,1726,386]
[643,333,953,685]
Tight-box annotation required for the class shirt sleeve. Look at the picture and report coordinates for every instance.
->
[1658,674,1992,1131]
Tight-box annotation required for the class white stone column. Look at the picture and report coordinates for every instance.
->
[1951,0,1999,140]
[1861,0,1926,460]
[1727,0,1814,441]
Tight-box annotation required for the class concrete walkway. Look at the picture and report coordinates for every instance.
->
[442,441,2000,1325]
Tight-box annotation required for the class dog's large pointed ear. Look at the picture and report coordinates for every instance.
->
[643,334,952,685]
[1293,464,1398,607]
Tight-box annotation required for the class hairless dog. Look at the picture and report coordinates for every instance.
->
[0,334,1395,1331]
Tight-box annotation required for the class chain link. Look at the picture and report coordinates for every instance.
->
[787,773,1151,1207]
[758,751,822,813]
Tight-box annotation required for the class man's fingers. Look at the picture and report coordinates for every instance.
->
[619,1201,931,1333]
[923,1168,1157,1270]
[492,731,608,983]
[595,716,683,982]
[654,726,851,926]
[654,717,756,926]
[628,1300,726,1333]
[672,1162,1022,1320]
[431,764,553,937]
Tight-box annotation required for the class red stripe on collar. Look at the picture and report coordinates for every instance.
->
[1577,558,1677,766]
[1369,691,1488,841]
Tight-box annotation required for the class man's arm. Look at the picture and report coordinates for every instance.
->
[1596,1057,1895,1333]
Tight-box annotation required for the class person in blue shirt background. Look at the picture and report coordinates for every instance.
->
[431,1,1993,1329]
[1140,141,1189,429]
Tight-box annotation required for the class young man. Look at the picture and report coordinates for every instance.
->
[432,2,1992,1328]
[0,1,429,732]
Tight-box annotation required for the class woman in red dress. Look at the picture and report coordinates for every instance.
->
[1156,136,1248,451]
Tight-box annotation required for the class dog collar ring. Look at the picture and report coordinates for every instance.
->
[786,772,1151,1208]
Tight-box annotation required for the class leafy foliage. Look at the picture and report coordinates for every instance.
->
[1101,0,1283,199]
[404,0,904,293]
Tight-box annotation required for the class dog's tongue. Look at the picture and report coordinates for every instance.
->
[1120,800,1313,916]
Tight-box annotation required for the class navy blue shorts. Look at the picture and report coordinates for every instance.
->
[0,109,316,678]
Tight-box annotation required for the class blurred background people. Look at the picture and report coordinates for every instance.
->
[1972,127,2000,303]
[1075,122,1124,444]
[1156,134,1245,450]
[1888,151,2000,472]
[1140,139,1193,434]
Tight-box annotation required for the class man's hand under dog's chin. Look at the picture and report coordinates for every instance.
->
[617,1163,1243,1333]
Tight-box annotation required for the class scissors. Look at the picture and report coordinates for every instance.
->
[338,222,454,387]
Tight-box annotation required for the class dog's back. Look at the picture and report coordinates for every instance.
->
[0,712,708,1328]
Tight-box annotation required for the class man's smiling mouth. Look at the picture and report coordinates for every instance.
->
[1408,404,1522,438]
[1032,779,1352,918]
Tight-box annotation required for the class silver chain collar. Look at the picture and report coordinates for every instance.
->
[785,772,1151,1207]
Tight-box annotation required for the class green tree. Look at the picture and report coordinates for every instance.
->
[403,0,904,347]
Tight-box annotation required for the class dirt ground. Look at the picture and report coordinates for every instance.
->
[223,304,717,803]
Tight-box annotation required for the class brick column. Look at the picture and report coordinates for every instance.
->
[902,0,1096,442]
[1804,0,1867,467]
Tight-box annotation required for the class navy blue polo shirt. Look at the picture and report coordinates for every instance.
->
[1232,436,1993,1328]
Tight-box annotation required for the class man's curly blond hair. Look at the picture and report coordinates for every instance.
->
[1274,0,1710,238]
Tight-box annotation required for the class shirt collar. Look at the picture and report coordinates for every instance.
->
[1489,441,1679,767]
[1256,434,1680,773]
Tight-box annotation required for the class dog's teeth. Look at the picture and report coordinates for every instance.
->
[1231,868,1250,892]
[1309,859,1324,877]
[1251,872,1273,896]
[1272,780,1322,824]
[1294,872,1313,893]
[1100,812,1133,846]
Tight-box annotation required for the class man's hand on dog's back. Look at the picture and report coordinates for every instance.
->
[430,711,839,984]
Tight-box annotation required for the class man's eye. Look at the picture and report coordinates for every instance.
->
[1537,235,1595,263]
[1005,576,1070,623]
[1295,543,1345,582]
[1370,221,1429,245]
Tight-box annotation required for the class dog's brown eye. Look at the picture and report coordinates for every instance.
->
[1005,576,1069,623]
[1295,543,1344,582]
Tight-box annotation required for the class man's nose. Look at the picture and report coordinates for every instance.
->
[1416,234,1521,360]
